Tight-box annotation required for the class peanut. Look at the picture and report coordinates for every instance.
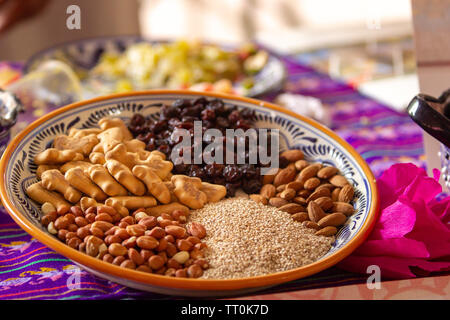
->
[108,243,127,256]
[42,202,56,215]
[187,264,203,278]
[126,224,146,237]
[165,225,187,239]
[120,259,136,269]
[187,222,206,239]
[136,265,152,273]
[172,251,190,264]
[148,255,165,270]
[128,248,144,265]
[136,235,159,250]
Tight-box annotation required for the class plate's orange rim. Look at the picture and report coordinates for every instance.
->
[0,90,379,291]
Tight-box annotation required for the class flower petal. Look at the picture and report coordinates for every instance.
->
[353,238,429,258]
[370,198,416,239]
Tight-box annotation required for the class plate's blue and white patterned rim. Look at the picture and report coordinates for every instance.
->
[24,35,287,98]
[0,91,379,292]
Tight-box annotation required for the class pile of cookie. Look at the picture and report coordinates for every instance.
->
[27,118,227,216]
[26,117,227,277]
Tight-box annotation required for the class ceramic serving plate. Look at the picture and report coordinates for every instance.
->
[0,90,379,297]
[24,35,287,98]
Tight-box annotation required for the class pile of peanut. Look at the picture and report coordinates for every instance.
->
[41,202,209,277]
[250,149,355,237]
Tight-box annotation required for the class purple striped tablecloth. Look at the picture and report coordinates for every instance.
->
[0,58,427,299]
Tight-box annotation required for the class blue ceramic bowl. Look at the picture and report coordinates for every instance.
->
[0,90,379,296]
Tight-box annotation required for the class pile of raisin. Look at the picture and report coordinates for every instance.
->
[128,97,276,196]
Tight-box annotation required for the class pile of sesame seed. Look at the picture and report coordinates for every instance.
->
[188,198,334,279]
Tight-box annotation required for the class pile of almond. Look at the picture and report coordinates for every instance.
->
[250,149,355,237]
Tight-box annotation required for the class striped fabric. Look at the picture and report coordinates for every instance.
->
[0,57,428,299]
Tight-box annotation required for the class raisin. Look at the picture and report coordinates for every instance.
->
[216,117,230,128]
[223,165,243,182]
[242,179,262,194]
[172,99,191,109]
[127,98,264,197]
[130,114,146,127]
[201,109,216,121]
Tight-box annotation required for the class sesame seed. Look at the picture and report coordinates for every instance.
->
[188,198,333,279]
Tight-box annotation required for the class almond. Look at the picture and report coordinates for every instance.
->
[315,226,337,236]
[262,167,279,185]
[273,165,296,186]
[292,212,308,222]
[329,175,349,187]
[307,201,326,222]
[250,194,268,205]
[317,166,339,179]
[276,184,287,192]
[306,187,331,202]
[286,181,303,191]
[279,203,306,214]
[314,197,334,211]
[331,188,341,201]
[317,213,347,227]
[260,184,276,199]
[280,188,296,200]
[298,189,311,198]
[333,202,355,216]
[280,149,304,162]
[295,172,306,184]
[294,160,309,171]
[304,177,320,190]
[269,197,289,208]
[316,183,334,192]
[338,185,354,203]
[298,164,321,181]
[293,196,307,206]
[302,221,320,230]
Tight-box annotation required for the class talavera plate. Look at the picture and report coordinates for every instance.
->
[0,90,379,297]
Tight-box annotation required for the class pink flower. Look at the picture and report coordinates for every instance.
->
[338,163,450,279]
